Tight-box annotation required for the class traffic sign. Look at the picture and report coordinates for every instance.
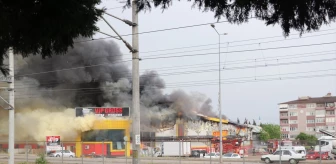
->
[135,135,141,145]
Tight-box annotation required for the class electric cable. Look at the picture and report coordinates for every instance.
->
[13,42,336,78]
[12,68,336,94]
[12,52,336,88]
[12,72,336,99]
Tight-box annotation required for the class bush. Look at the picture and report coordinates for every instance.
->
[35,153,48,164]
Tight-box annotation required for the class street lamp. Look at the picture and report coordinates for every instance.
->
[210,24,227,164]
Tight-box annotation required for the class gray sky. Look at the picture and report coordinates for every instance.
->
[94,0,336,124]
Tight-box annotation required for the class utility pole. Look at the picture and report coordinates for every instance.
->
[131,0,141,164]
[8,48,15,164]
[101,5,139,164]
[210,24,227,164]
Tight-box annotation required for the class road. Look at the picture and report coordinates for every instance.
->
[0,154,335,164]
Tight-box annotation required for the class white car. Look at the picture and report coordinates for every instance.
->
[222,153,241,158]
[49,150,75,158]
[261,150,305,164]
[203,153,220,158]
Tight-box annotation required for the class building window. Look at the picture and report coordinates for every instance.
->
[316,118,326,123]
[290,134,297,139]
[279,104,288,110]
[281,134,289,139]
[326,126,335,130]
[290,127,298,131]
[288,104,297,109]
[316,126,325,131]
[82,129,126,150]
[307,120,315,123]
[317,104,325,107]
[326,103,335,107]
[289,120,298,124]
[306,112,315,116]
[316,110,326,116]
[326,111,335,116]
[306,104,316,108]
[326,118,335,123]
[280,112,288,117]
[289,112,298,116]
[306,127,314,131]
[281,127,289,131]
[281,120,288,124]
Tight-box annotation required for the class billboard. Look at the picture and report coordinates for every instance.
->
[46,136,61,146]
[75,107,130,117]
[46,136,62,152]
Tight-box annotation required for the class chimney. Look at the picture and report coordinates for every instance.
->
[324,92,332,97]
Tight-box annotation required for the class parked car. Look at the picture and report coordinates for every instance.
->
[306,151,329,160]
[49,150,75,158]
[222,153,241,158]
[203,153,220,158]
[261,150,306,164]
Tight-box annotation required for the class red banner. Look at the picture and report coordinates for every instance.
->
[46,136,61,146]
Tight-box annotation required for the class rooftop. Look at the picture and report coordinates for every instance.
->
[280,93,336,104]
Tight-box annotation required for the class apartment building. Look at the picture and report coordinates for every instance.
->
[279,93,336,139]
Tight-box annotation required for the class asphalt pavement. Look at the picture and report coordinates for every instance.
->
[0,154,335,164]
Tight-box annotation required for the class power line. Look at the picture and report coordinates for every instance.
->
[143,42,336,60]
[11,51,336,89]
[141,52,335,74]
[12,57,336,91]
[14,59,132,77]
[105,6,124,10]
[166,73,336,88]
[75,18,235,43]
[14,41,336,78]
[11,70,336,98]
[56,29,336,70]
[12,51,336,88]
[140,32,336,57]
[140,29,336,54]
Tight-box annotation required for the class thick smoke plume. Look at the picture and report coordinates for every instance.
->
[0,39,222,141]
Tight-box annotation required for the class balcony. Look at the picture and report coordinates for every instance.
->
[325,107,335,110]
[326,112,335,116]
[280,122,289,125]
[280,115,288,119]
[279,108,288,111]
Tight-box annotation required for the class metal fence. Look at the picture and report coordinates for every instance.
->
[0,139,335,164]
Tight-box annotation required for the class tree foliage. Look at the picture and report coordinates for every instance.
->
[0,0,104,75]
[127,0,336,36]
[259,123,280,141]
[296,132,317,145]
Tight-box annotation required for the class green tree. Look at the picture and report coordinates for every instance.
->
[259,129,271,142]
[128,0,336,36]
[1,0,335,76]
[0,0,104,75]
[259,124,281,141]
[296,132,317,145]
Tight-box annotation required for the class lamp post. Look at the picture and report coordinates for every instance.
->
[210,24,227,164]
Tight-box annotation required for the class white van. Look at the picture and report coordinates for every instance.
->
[277,146,306,156]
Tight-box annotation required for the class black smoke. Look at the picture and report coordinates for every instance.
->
[14,39,222,129]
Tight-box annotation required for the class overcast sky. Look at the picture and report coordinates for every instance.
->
[94,0,336,124]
